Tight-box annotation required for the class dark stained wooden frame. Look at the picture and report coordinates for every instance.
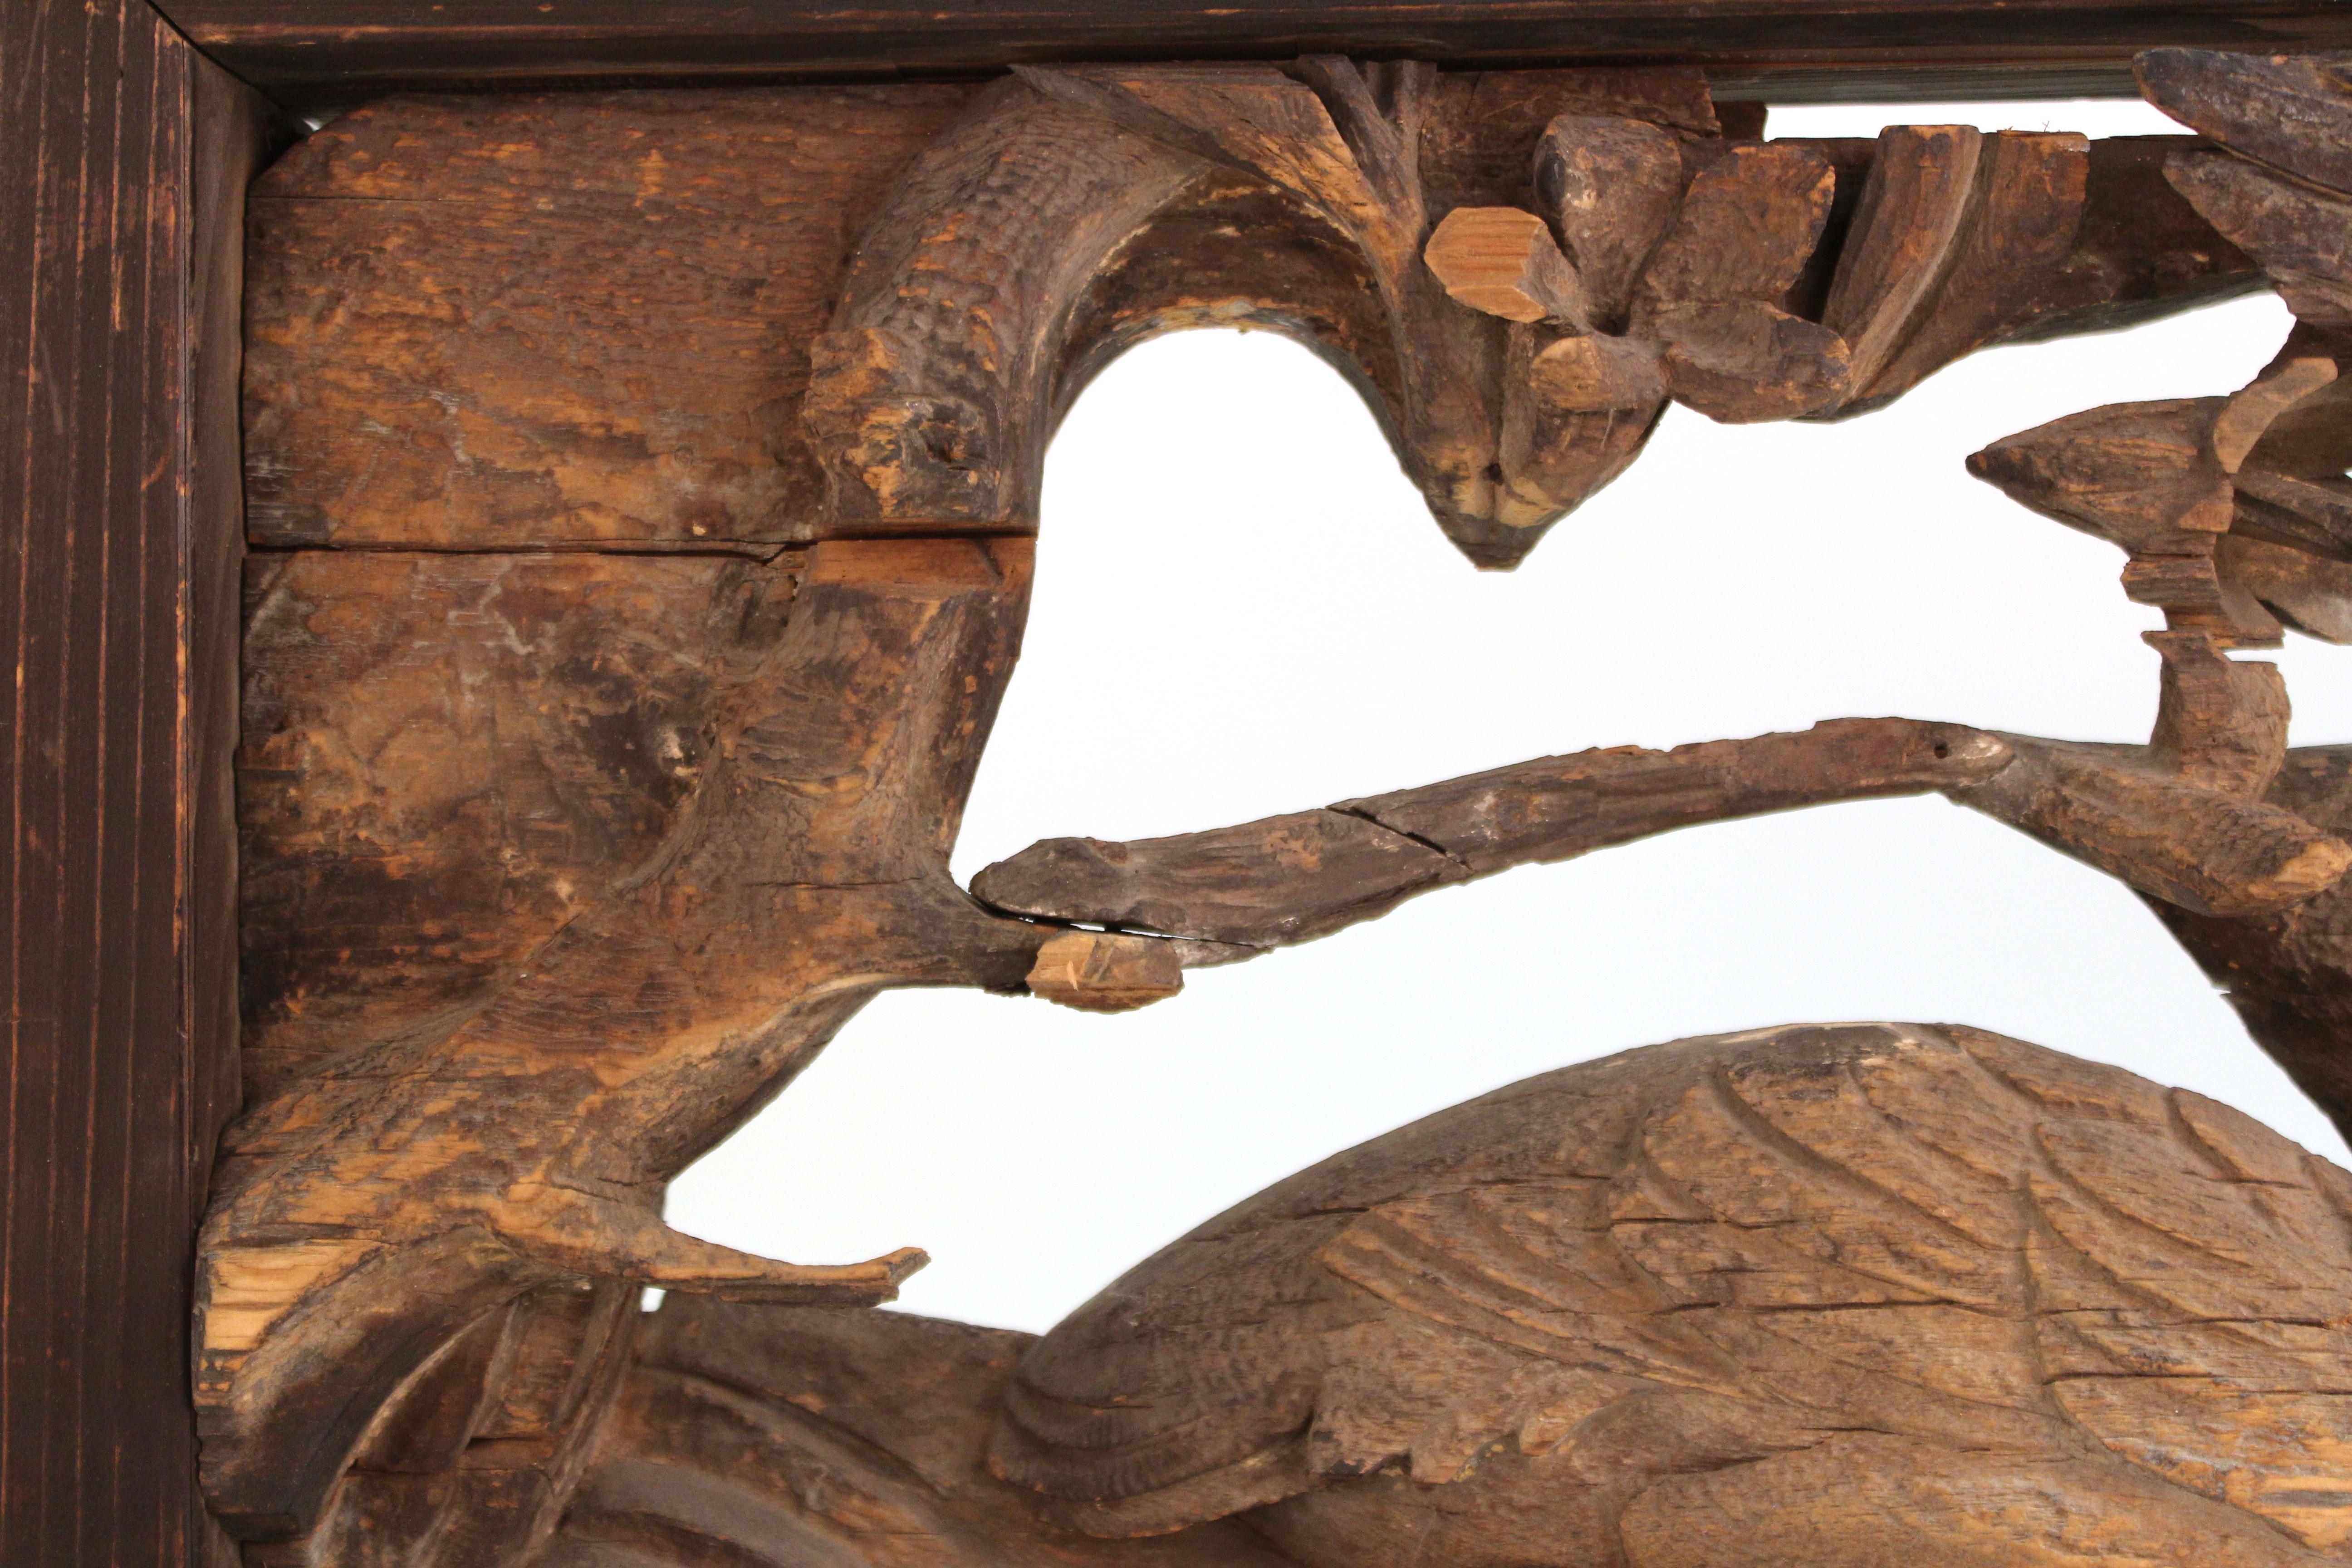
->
[1,3,2344,1563]
[136,0,2352,108]
[3,2,277,1562]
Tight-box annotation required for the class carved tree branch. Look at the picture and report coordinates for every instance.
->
[973,720,2009,951]
[977,709,2352,975]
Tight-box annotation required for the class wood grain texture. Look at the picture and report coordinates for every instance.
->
[812,64,2256,558]
[1949,731,2348,916]
[975,720,2014,948]
[1967,352,2352,667]
[1533,114,1682,328]
[246,78,2259,573]
[1965,52,2352,663]
[242,68,1722,568]
[1850,129,2091,412]
[242,87,978,549]
[1991,135,2262,344]
[203,538,1059,1558]
[1025,931,1188,1013]
[0,5,272,1564]
[1956,389,2352,917]
[1636,141,1847,421]
[207,42,2352,1568]
[806,72,1209,532]
[991,1024,2352,1565]
[2139,48,2352,197]
[977,701,2352,951]
[238,551,798,1096]
[140,0,2352,108]
[2167,149,2352,327]
[1425,206,1587,325]
[1938,51,2352,1160]
[2146,52,2352,344]
[2156,746,2352,1147]
[547,1301,1303,1568]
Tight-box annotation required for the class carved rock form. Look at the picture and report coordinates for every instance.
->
[1635,139,1849,422]
[991,1024,2352,1568]
[808,59,1711,566]
[1815,125,2090,416]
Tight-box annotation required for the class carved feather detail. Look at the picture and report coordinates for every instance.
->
[991,1024,2352,1561]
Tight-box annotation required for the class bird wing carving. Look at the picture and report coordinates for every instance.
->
[990,1024,2352,1557]
[2006,1040,2352,1553]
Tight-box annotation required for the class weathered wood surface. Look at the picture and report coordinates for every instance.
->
[1026,931,1190,1013]
[1949,49,2352,933]
[1424,206,1587,325]
[243,87,978,549]
[212,41,2352,1568]
[247,74,2256,571]
[2139,48,2352,198]
[1993,134,2262,344]
[1950,47,2352,1148]
[239,552,804,1096]
[1825,127,2093,415]
[976,720,2014,947]
[1533,114,1684,330]
[976,682,2352,947]
[144,0,2352,108]
[0,3,272,1564]
[208,539,1046,1557]
[2158,746,2352,1147]
[547,1301,1301,1568]
[991,1024,2352,1566]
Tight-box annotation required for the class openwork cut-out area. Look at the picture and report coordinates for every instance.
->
[206,46,2352,1568]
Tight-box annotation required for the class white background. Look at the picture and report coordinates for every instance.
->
[669,97,2352,1333]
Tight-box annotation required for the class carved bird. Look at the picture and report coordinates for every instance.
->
[986,1023,2352,1568]
[962,65,2352,1564]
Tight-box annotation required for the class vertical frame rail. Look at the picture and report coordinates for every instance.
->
[0,1,270,1560]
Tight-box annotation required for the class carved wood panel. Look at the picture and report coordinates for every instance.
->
[205,44,2352,1568]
